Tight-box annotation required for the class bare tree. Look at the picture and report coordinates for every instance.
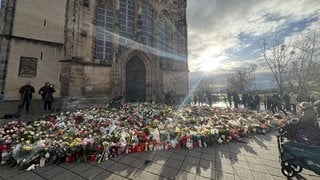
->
[286,32,320,92]
[226,68,254,92]
[189,72,217,94]
[314,62,320,89]
[260,38,294,95]
[197,75,216,93]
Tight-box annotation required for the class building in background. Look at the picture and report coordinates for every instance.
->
[0,0,188,108]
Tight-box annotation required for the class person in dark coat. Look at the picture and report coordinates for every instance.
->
[247,94,254,109]
[193,94,198,105]
[19,81,35,114]
[271,93,288,116]
[39,82,56,112]
[242,93,248,108]
[283,92,291,112]
[254,94,261,110]
[227,91,232,108]
[232,91,240,109]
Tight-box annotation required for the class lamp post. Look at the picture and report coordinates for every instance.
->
[250,63,257,91]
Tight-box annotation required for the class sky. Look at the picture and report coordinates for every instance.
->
[0,0,318,90]
[187,0,320,89]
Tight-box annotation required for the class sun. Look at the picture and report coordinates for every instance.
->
[189,58,222,72]
[190,47,226,72]
[201,58,222,71]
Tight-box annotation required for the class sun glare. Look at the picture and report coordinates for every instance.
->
[201,58,222,71]
[190,48,226,72]
[191,54,224,72]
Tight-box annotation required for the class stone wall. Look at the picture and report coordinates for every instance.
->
[4,39,63,100]
[0,0,16,93]
[1,0,189,105]
[0,0,66,100]
[61,0,188,104]
[12,0,66,43]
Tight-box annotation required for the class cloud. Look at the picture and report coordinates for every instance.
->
[187,0,320,73]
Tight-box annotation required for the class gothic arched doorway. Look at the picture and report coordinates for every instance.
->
[125,56,146,102]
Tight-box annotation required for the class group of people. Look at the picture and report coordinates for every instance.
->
[194,90,319,119]
[241,93,261,110]
[263,93,290,116]
[18,81,55,114]
[224,91,261,110]
[193,91,219,106]
[263,92,320,118]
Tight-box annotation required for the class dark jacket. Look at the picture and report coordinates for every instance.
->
[38,85,55,101]
[19,85,35,100]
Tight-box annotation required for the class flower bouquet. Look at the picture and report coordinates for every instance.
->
[12,139,46,169]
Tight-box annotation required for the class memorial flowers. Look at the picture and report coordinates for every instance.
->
[0,102,289,170]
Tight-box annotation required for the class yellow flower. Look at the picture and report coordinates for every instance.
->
[70,138,81,147]
[22,144,33,153]
[102,141,109,146]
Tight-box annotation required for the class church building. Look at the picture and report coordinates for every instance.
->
[0,0,188,108]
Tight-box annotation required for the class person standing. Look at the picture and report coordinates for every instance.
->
[18,81,35,114]
[39,82,56,112]
[254,93,261,110]
[232,91,240,109]
[193,94,198,105]
[242,93,248,108]
[283,92,291,112]
[271,93,288,116]
[227,91,232,108]
[263,94,268,110]
[290,92,297,114]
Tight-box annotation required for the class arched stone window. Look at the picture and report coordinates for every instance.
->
[140,2,154,47]
[158,11,173,69]
[118,0,135,51]
[95,4,114,63]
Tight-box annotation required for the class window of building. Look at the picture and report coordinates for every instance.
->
[95,7,113,63]
[119,0,135,50]
[159,22,173,68]
[18,57,38,77]
[141,2,154,47]
[174,19,186,56]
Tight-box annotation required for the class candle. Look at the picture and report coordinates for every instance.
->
[39,158,46,167]
[66,154,73,163]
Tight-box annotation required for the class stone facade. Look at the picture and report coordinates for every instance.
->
[0,0,188,107]
[0,0,66,100]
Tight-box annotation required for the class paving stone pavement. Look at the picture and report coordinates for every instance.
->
[1,101,320,179]
[0,100,47,127]
[1,132,320,180]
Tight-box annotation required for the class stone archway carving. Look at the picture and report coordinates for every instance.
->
[119,50,156,102]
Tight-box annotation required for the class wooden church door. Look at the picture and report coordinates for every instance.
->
[125,56,146,102]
